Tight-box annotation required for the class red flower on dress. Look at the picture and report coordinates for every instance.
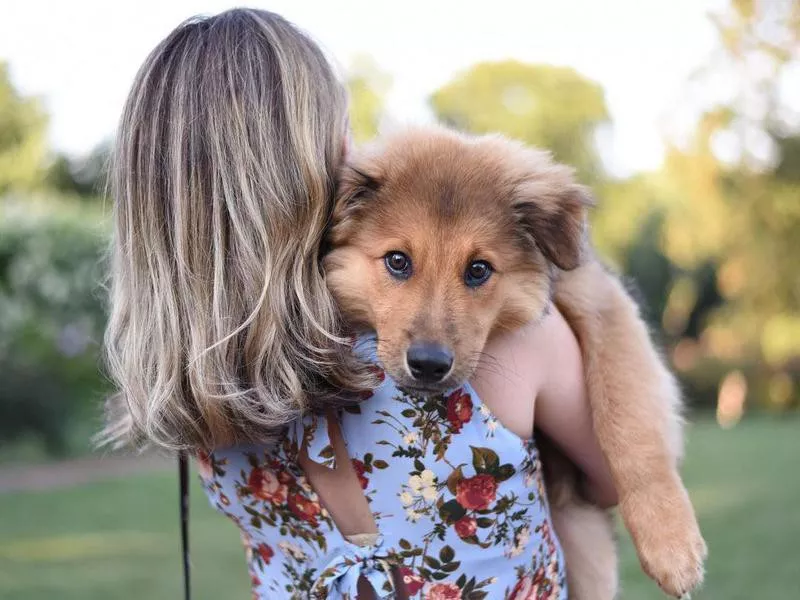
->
[248,467,288,504]
[372,365,386,381]
[454,516,477,539]
[456,474,497,510]
[508,567,553,600]
[351,459,369,489]
[398,566,425,595]
[195,451,213,481]
[360,366,386,400]
[288,493,322,526]
[256,543,274,564]
[507,575,535,600]
[541,520,556,553]
[424,582,462,599]
[445,389,473,433]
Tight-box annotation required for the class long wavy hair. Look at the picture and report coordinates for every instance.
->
[100,8,373,451]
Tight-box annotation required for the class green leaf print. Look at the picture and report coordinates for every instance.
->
[471,447,499,474]
[438,499,467,524]
[446,466,464,495]
[494,463,516,482]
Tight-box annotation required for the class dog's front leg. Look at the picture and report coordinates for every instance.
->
[553,258,707,598]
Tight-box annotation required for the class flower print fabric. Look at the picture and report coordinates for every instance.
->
[199,339,567,599]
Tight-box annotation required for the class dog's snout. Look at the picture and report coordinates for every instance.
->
[406,342,453,383]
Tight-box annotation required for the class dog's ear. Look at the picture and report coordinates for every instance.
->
[335,159,383,217]
[325,157,383,249]
[512,174,594,271]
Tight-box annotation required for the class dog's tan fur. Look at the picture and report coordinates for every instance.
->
[325,126,706,598]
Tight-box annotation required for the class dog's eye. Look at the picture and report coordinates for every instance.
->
[384,251,412,279]
[464,260,493,288]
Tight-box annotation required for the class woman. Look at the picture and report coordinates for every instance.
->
[102,8,616,599]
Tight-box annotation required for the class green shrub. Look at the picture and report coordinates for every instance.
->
[0,198,110,456]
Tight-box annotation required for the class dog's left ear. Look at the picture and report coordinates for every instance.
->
[335,158,383,217]
[512,176,594,271]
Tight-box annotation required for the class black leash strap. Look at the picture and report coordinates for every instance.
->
[179,451,191,600]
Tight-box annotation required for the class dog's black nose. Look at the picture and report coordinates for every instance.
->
[406,342,453,383]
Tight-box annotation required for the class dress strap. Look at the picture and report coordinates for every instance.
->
[291,411,338,469]
[289,333,378,469]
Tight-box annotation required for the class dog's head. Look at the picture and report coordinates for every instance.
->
[324,126,592,394]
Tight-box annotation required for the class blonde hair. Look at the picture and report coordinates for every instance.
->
[100,8,372,451]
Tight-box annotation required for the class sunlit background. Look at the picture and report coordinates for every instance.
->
[1,0,798,598]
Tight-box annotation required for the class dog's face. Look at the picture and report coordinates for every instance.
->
[324,127,591,394]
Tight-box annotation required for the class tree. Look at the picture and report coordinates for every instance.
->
[654,0,800,408]
[46,140,112,199]
[430,61,609,183]
[345,55,392,144]
[0,62,48,195]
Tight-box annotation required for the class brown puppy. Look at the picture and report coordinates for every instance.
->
[324,126,707,599]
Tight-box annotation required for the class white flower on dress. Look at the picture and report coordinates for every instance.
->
[422,485,438,501]
[278,541,307,561]
[479,404,491,417]
[505,526,531,558]
[403,431,418,445]
[405,508,421,522]
[408,469,438,503]
[517,526,531,546]
[400,491,414,506]
[408,470,434,490]
[547,559,559,579]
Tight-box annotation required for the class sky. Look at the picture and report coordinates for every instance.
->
[1,0,727,177]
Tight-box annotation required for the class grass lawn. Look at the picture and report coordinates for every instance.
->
[0,415,797,599]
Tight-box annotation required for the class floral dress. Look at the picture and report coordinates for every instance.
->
[198,340,567,600]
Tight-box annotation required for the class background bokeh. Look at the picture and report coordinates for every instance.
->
[1,0,798,599]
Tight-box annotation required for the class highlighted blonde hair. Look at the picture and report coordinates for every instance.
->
[101,8,372,450]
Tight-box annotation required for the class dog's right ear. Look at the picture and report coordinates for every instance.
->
[511,163,594,272]
[335,159,383,218]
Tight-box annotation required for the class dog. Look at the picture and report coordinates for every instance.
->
[324,125,707,599]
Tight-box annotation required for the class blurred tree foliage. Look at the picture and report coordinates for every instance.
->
[0,204,109,455]
[430,61,609,183]
[0,62,48,195]
[46,140,111,199]
[655,0,800,409]
[345,55,392,143]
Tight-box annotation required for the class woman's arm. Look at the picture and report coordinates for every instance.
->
[531,307,619,508]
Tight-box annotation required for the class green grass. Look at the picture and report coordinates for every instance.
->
[617,415,800,599]
[0,416,797,599]
[0,470,251,600]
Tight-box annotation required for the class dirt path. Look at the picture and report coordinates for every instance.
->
[0,452,173,494]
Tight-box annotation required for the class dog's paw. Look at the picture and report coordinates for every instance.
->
[622,483,708,598]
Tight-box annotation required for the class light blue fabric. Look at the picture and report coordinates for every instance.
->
[201,340,567,599]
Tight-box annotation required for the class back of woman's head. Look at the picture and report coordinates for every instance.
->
[101,8,371,450]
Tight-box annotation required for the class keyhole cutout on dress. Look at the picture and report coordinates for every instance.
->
[298,411,410,599]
